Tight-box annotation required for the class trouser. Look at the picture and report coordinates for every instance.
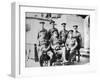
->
[38,46,55,66]
[50,49,63,66]
[65,49,76,62]
[40,53,50,67]
[50,53,57,66]
[47,47,56,66]
[77,49,80,62]
[76,44,81,62]
[65,49,70,61]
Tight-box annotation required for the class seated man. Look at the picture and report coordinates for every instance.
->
[50,30,63,66]
[65,30,78,64]
[39,43,50,66]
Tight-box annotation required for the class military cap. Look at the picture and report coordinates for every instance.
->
[68,30,73,33]
[73,25,78,28]
[40,21,45,24]
[61,23,66,25]
[50,20,56,25]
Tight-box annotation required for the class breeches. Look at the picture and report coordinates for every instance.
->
[65,49,76,61]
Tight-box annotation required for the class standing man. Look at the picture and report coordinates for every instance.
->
[48,20,59,40]
[73,25,82,62]
[37,22,48,47]
[37,22,49,66]
[60,23,68,46]
[59,23,68,63]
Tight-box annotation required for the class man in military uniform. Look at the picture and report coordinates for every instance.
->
[37,22,50,66]
[47,20,61,66]
[59,23,68,46]
[48,20,59,40]
[73,25,82,62]
[37,22,48,46]
[50,30,62,66]
[59,23,68,63]
[65,30,78,64]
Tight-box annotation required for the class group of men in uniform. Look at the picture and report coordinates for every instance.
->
[37,20,82,66]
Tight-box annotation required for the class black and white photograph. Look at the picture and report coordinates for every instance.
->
[25,12,90,67]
